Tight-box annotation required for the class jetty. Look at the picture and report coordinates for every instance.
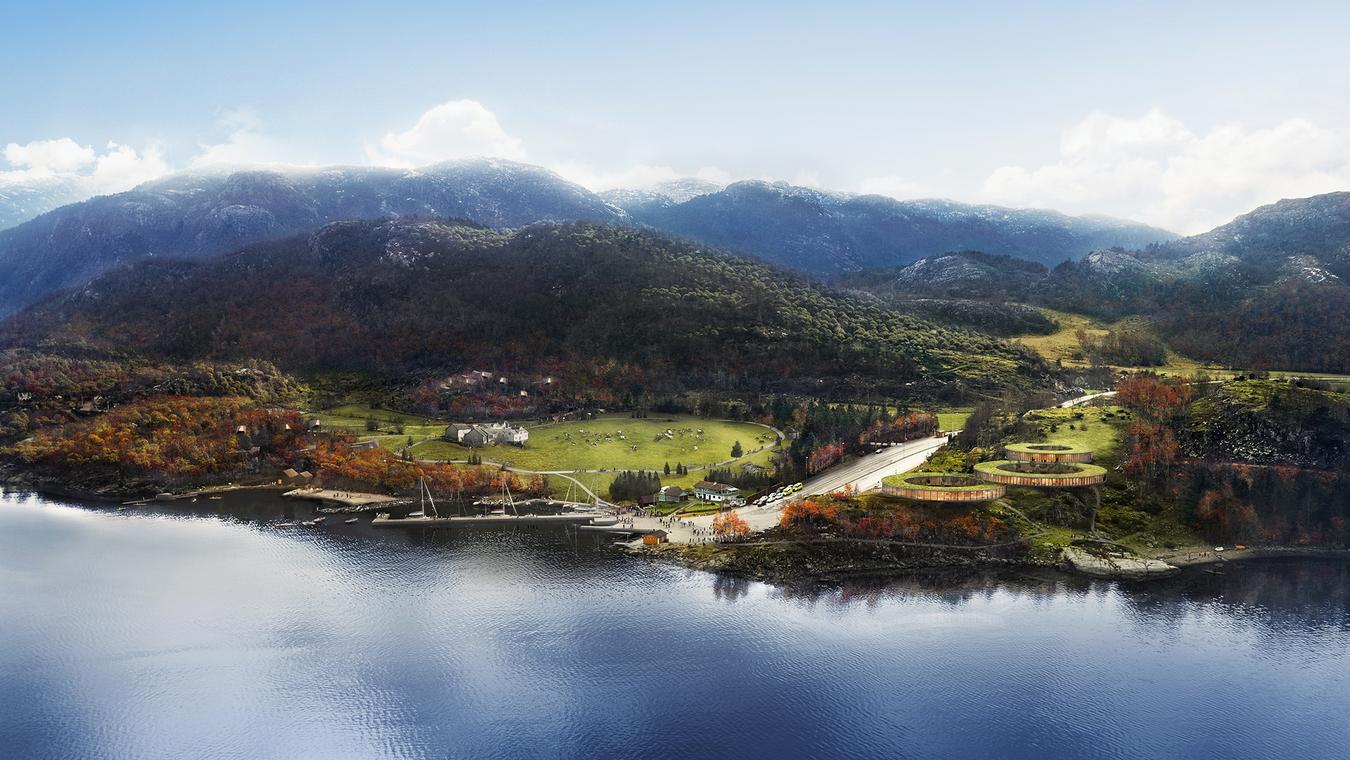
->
[282,488,398,508]
[371,512,606,528]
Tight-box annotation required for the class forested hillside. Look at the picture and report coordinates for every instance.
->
[2,221,1047,400]
[845,194,1350,373]
[0,159,624,316]
[624,180,1174,274]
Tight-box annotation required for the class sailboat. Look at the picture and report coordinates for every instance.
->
[412,476,440,520]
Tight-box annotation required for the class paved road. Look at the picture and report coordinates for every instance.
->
[795,435,952,499]
[640,434,953,540]
[1058,391,1117,408]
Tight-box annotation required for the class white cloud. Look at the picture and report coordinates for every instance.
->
[981,109,1350,233]
[3,137,96,173]
[1,138,169,195]
[88,142,170,192]
[366,99,526,167]
[188,108,296,169]
[857,174,922,199]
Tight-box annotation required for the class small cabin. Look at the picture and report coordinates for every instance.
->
[642,530,669,546]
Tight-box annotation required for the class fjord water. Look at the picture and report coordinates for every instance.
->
[2,492,1347,760]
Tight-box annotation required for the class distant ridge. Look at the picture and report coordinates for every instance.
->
[0,160,1174,315]
[618,179,1177,274]
[0,159,623,316]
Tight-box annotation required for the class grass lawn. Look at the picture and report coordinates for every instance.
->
[1014,309,1206,374]
[649,501,728,517]
[313,404,445,445]
[935,408,972,431]
[1019,405,1130,460]
[411,413,779,473]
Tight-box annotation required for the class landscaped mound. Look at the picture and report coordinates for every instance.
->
[881,472,1007,503]
[1005,442,1094,463]
[974,460,1106,488]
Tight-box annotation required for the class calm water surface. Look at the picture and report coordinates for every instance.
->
[1,490,1347,759]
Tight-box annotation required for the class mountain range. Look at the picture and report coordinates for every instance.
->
[0,158,1174,316]
[849,194,1350,372]
[610,179,1175,274]
[0,175,86,231]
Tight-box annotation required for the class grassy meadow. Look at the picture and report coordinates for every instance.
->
[313,406,783,496]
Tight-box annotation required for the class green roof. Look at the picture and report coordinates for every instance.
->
[882,472,1003,492]
[975,460,1107,480]
[1005,442,1094,455]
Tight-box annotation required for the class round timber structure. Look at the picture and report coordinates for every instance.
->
[881,473,1006,503]
[1004,442,1094,463]
[975,460,1106,489]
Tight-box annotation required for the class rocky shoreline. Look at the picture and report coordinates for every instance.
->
[624,537,1350,584]
[625,539,1038,584]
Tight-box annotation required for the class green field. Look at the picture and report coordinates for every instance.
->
[1014,309,1207,374]
[1014,309,1350,387]
[935,408,972,431]
[1019,405,1129,460]
[316,405,782,482]
[412,414,779,473]
[312,404,446,455]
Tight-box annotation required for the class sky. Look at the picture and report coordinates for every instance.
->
[3,0,1350,233]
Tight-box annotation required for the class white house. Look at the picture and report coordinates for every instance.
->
[443,421,529,447]
[693,481,741,503]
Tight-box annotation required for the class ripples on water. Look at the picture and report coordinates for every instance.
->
[1,490,1347,759]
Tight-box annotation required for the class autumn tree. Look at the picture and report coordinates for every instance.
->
[712,509,750,541]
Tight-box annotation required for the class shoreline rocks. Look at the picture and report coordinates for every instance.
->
[1060,546,1179,580]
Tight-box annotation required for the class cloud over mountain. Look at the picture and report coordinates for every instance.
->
[982,109,1350,233]
[365,99,528,167]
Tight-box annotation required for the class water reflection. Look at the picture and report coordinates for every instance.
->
[2,489,1348,760]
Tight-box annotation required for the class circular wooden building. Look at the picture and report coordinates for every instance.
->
[1004,442,1094,463]
[881,473,1007,503]
[974,460,1106,489]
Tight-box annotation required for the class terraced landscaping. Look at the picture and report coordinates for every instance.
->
[974,460,1107,488]
[881,473,1006,503]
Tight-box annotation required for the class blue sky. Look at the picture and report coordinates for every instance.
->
[4,0,1350,232]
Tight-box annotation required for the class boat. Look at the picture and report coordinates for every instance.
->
[274,522,296,527]
[345,518,359,524]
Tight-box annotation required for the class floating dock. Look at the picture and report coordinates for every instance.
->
[370,512,605,528]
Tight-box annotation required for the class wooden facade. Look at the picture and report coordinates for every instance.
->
[881,474,1006,503]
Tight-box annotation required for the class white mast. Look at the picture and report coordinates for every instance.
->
[420,476,439,519]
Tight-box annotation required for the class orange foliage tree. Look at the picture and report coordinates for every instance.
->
[17,396,302,480]
[712,509,751,541]
[1117,374,1191,422]
[779,499,839,529]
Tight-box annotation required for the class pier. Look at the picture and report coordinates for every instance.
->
[371,512,606,528]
